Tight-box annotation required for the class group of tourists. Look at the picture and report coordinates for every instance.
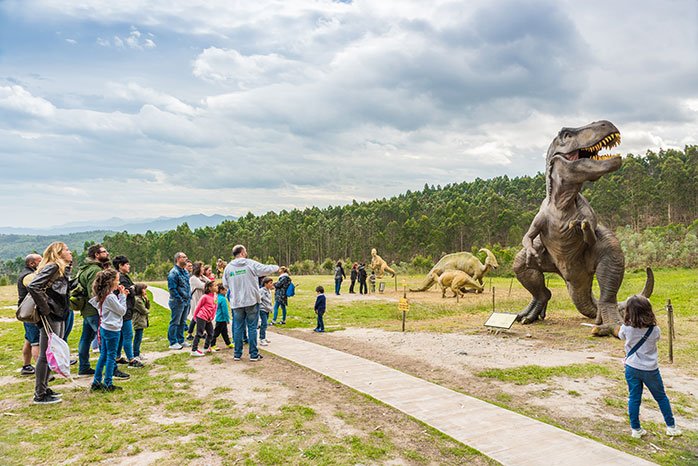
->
[332,260,375,296]
[18,242,151,403]
[15,242,683,439]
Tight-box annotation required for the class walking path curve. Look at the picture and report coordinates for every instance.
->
[150,286,654,466]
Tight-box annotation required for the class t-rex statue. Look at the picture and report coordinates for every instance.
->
[410,249,498,292]
[370,248,396,279]
[514,120,653,337]
[438,269,485,297]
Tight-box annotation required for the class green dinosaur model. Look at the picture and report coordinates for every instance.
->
[410,249,498,292]
[513,120,653,337]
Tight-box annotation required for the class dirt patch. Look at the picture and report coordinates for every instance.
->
[0,375,21,386]
[108,450,166,466]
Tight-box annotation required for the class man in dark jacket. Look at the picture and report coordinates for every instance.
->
[18,253,41,375]
[77,244,110,376]
[167,252,191,349]
[349,263,358,294]
[358,263,368,295]
[113,256,143,368]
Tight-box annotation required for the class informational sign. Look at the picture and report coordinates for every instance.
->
[484,312,517,330]
[398,297,410,312]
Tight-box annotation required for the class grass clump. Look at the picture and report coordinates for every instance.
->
[476,363,614,385]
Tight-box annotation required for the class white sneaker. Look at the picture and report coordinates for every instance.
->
[631,428,647,439]
[666,426,682,436]
[181,342,191,348]
[264,338,271,344]
[260,339,268,346]
[191,350,204,357]
[168,343,183,350]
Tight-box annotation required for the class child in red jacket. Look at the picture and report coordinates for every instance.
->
[191,281,217,356]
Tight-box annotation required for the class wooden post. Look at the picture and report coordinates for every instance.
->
[489,276,492,293]
[394,275,398,292]
[402,283,407,332]
[492,286,496,312]
[667,299,674,364]
[508,278,514,297]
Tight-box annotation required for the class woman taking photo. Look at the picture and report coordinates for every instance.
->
[28,242,72,404]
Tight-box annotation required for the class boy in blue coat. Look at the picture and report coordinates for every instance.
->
[314,286,326,332]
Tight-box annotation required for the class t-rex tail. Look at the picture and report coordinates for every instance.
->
[410,271,437,292]
[617,267,654,313]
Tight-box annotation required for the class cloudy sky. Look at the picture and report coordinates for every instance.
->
[1,1,697,228]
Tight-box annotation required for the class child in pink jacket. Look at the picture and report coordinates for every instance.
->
[191,281,217,356]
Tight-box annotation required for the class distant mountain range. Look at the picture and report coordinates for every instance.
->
[0,214,236,260]
[0,214,236,236]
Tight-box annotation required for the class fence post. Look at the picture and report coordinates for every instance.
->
[667,299,674,364]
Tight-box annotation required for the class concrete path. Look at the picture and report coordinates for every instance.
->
[150,287,654,466]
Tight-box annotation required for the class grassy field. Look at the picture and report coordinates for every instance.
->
[0,268,695,464]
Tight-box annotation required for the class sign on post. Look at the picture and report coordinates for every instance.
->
[398,298,410,312]
[484,312,517,332]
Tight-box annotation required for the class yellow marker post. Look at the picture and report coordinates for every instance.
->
[400,281,409,331]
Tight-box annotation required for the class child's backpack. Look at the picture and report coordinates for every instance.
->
[286,282,295,298]
[41,316,72,379]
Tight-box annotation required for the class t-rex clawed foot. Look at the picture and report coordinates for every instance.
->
[591,324,620,338]
[516,298,549,324]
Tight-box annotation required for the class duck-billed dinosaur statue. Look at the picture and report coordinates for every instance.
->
[514,120,653,336]
[410,249,498,292]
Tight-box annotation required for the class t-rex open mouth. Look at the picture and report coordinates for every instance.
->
[566,132,621,161]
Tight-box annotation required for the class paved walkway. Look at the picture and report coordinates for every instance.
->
[150,287,654,466]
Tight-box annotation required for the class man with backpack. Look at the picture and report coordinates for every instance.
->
[73,244,126,380]
[18,253,42,375]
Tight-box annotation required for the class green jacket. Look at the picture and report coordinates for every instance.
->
[132,296,150,330]
[77,259,104,317]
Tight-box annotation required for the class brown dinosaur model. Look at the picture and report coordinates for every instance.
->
[370,248,396,279]
[438,269,484,297]
[411,249,498,292]
[514,120,653,337]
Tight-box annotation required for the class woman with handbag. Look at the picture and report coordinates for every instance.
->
[27,242,72,404]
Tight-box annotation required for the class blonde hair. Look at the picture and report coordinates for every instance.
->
[37,242,69,277]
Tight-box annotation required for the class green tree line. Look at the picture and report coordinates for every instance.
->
[1,146,696,283]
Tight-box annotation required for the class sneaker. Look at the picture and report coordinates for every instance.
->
[128,359,145,368]
[20,365,35,375]
[186,334,194,341]
[103,384,123,392]
[666,426,683,436]
[249,354,264,362]
[168,343,183,350]
[191,350,205,357]
[113,369,130,380]
[90,382,104,391]
[209,346,219,352]
[78,368,96,377]
[48,375,55,382]
[264,338,271,343]
[313,328,319,332]
[92,347,100,353]
[116,357,129,364]
[260,339,268,346]
[631,428,647,439]
[33,394,62,404]
[69,359,77,366]
[280,321,286,325]
[181,342,191,348]
[270,321,277,326]
[233,356,241,361]
[45,388,62,397]
[227,344,234,349]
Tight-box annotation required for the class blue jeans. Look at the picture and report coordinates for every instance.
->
[625,365,675,430]
[233,305,259,359]
[133,328,144,358]
[316,310,325,331]
[78,314,100,372]
[334,279,342,295]
[167,299,189,345]
[273,301,287,322]
[64,310,74,341]
[94,328,120,387]
[259,311,269,340]
[117,319,134,360]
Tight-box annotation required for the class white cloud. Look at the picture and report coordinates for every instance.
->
[65,38,77,44]
[0,85,56,117]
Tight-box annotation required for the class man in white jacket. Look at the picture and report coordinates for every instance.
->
[223,245,279,361]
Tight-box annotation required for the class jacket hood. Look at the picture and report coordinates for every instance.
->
[231,258,250,266]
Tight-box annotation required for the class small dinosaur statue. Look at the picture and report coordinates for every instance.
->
[438,269,484,297]
[514,120,653,336]
[411,249,498,292]
[370,248,396,279]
